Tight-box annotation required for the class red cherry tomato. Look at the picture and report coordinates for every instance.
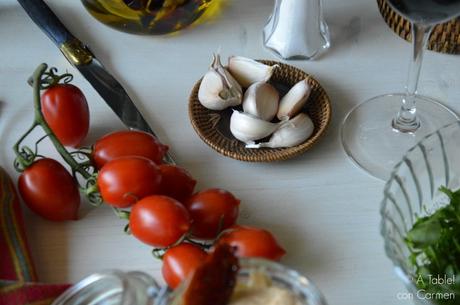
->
[97,156,162,208]
[158,165,196,203]
[216,225,286,261]
[162,243,208,289]
[18,158,80,221]
[184,189,240,239]
[130,195,191,247]
[92,130,168,169]
[41,84,89,147]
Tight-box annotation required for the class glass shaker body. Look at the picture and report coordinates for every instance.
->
[263,0,330,60]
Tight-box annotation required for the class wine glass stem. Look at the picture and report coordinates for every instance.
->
[392,23,433,133]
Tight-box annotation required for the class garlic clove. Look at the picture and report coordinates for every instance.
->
[230,110,280,144]
[246,113,314,149]
[198,54,243,111]
[212,54,243,97]
[228,56,277,88]
[242,82,279,121]
[198,70,233,110]
[277,79,311,120]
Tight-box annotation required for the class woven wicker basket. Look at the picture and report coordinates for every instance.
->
[377,0,460,54]
[188,60,331,162]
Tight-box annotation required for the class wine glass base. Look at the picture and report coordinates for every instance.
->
[341,93,459,181]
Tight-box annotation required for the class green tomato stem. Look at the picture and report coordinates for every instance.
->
[112,207,131,220]
[13,122,39,171]
[13,63,101,206]
[30,64,92,180]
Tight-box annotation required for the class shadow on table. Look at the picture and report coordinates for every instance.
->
[325,2,388,59]
[301,73,359,160]
[255,217,333,278]
[0,3,17,15]
[81,125,117,148]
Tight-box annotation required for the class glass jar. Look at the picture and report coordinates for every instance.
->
[81,0,216,35]
[51,258,327,305]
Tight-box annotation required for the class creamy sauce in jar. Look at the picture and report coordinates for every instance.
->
[228,270,302,305]
[230,285,302,305]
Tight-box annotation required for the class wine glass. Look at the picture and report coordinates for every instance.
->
[341,0,460,180]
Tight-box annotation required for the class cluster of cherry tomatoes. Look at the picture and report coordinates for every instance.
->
[16,80,285,289]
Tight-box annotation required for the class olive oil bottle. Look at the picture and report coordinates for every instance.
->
[82,0,215,35]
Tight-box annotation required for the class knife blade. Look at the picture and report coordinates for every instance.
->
[17,0,175,164]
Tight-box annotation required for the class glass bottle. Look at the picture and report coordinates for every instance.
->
[81,0,217,35]
[51,259,327,305]
[263,0,330,60]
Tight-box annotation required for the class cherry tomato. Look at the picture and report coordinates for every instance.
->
[130,195,191,247]
[158,165,196,203]
[162,243,208,289]
[184,189,240,239]
[216,225,286,261]
[92,130,168,169]
[18,158,80,221]
[41,84,89,147]
[97,156,162,208]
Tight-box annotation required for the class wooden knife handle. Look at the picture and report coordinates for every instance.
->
[17,0,76,47]
[17,0,93,66]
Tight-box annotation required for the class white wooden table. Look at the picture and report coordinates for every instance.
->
[1,1,459,304]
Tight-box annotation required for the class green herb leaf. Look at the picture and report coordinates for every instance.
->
[407,217,442,248]
[405,187,460,305]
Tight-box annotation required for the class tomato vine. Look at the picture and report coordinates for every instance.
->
[12,63,286,289]
[13,63,101,206]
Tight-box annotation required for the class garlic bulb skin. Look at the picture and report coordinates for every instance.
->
[242,82,279,121]
[230,110,280,144]
[198,54,243,111]
[277,79,311,120]
[228,56,277,88]
[246,113,314,148]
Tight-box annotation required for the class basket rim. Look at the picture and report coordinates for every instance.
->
[188,60,332,162]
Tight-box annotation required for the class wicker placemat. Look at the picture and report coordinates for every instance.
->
[377,0,460,54]
[188,60,331,162]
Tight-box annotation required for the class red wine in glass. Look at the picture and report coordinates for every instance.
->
[387,0,460,24]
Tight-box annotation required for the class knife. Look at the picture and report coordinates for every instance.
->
[17,0,175,164]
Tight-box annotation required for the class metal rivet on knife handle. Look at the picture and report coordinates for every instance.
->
[59,39,93,66]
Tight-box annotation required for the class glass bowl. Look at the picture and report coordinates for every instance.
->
[381,121,460,305]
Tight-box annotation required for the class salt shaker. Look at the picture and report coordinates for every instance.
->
[263,0,330,60]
